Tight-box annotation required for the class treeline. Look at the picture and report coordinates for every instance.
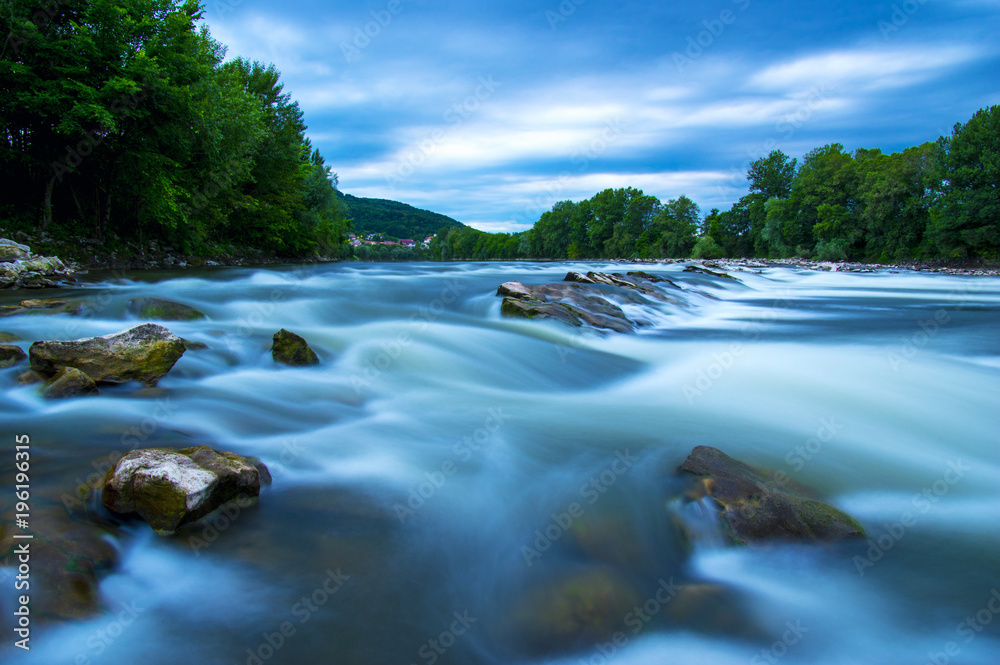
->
[1,0,348,256]
[431,105,998,262]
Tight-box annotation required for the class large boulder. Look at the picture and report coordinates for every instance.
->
[271,328,320,366]
[677,446,864,544]
[128,297,205,321]
[29,323,186,385]
[102,446,272,534]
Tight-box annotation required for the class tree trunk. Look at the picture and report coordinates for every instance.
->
[42,175,56,230]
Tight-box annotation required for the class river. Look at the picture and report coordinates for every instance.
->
[2,261,999,665]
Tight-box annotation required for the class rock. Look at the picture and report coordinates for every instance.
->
[683,264,739,281]
[501,297,583,327]
[29,323,186,386]
[0,344,26,368]
[497,281,534,298]
[101,446,271,534]
[182,338,210,351]
[0,331,21,342]
[0,297,86,317]
[497,279,649,333]
[563,271,597,284]
[506,569,643,654]
[627,271,681,289]
[128,297,205,321]
[0,238,31,261]
[271,329,320,367]
[41,366,99,399]
[1,254,76,290]
[0,503,121,619]
[677,446,864,544]
[16,369,45,385]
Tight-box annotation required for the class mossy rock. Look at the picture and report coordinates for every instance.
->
[101,446,271,535]
[29,323,186,386]
[677,446,864,544]
[41,366,99,399]
[505,568,642,654]
[271,329,320,367]
[0,503,121,620]
[0,343,27,368]
[127,297,205,321]
[0,331,21,342]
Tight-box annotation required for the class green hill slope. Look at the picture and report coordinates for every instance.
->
[339,193,465,239]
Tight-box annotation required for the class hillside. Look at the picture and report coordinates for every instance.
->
[339,193,465,240]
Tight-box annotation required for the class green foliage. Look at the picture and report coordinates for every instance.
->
[0,0,348,256]
[931,106,1000,258]
[692,235,725,259]
[339,193,463,240]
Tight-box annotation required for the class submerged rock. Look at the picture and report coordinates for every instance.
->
[29,323,186,385]
[102,446,271,534]
[506,569,643,654]
[271,328,320,366]
[0,503,121,620]
[676,446,864,544]
[0,343,26,368]
[128,297,205,321]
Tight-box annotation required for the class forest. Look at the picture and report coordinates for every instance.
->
[1,0,349,256]
[431,105,999,263]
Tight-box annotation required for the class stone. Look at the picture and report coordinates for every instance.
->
[506,569,643,654]
[271,328,320,367]
[0,343,26,368]
[102,446,271,534]
[0,238,30,261]
[29,323,186,385]
[128,297,205,321]
[41,366,99,399]
[677,446,865,544]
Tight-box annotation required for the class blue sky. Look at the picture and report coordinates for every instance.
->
[204,0,999,233]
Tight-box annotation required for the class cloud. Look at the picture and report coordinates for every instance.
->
[203,3,998,230]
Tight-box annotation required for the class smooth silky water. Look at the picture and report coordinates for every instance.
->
[1,262,998,664]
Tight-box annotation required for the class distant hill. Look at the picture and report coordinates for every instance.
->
[338,192,465,240]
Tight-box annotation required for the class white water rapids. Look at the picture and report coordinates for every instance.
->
[1,261,998,665]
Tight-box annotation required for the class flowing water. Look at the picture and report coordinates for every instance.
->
[1,261,999,665]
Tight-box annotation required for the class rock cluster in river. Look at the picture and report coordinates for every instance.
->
[503,445,865,655]
[0,237,78,289]
[102,446,272,534]
[497,270,694,333]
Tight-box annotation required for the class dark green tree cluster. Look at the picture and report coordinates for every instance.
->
[429,188,705,261]
[433,105,998,263]
[709,105,999,261]
[1,0,348,255]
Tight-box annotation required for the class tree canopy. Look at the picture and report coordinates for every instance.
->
[1,0,348,256]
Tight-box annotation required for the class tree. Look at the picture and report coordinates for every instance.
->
[932,106,1000,258]
[748,150,797,200]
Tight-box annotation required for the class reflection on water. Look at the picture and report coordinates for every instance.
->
[1,262,999,664]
